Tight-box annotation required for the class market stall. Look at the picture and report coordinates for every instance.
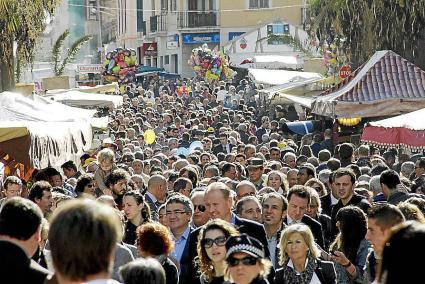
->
[248,68,322,87]
[361,108,425,149]
[0,92,95,170]
[311,50,425,118]
[44,90,123,109]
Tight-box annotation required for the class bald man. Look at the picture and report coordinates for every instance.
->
[146,175,167,220]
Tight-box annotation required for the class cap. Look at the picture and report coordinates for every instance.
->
[207,127,215,133]
[225,234,265,259]
[246,158,264,169]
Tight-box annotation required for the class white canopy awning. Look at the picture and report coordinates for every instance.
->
[44,90,123,108]
[248,68,322,86]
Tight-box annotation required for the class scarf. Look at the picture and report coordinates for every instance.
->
[282,254,317,284]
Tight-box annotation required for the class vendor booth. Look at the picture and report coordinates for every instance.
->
[312,50,425,118]
[0,92,95,172]
[44,90,123,109]
[362,108,425,150]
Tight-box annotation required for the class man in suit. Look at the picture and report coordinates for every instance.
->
[320,173,339,217]
[261,192,287,269]
[166,194,193,284]
[213,132,235,155]
[283,185,325,250]
[145,174,168,220]
[0,197,50,284]
[330,168,371,238]
[185,182,272,282]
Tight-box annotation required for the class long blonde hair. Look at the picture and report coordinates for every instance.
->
[278,224,320,265]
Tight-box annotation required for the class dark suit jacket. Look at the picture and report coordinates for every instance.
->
[274,259,337,284]
[0,240,50,284]
[178,227,193,284]
[212,143,235,156]
[283,215,325,250]
[320,193,333,217]
[330,193,371,238]
[184,215,272,284]
[145,192,160,221]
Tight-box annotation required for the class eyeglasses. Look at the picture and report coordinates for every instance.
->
[227,256,258,267]
[194,204,206,212]
[165,210,188,216]
[203,236,227,248]
[86,184,95,188]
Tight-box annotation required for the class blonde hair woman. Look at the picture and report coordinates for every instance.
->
[275,224,336,284]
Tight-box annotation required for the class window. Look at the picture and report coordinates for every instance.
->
[161,0,168,11]
[267,23,290,45]
[87,0,98,21]
[249,0,270,9]
[170,0,177,12]
[165,55,170,65]
[137,0,144,32]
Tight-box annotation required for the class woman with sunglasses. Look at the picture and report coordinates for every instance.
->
[196,219,240,284]
[224,234,272,284]
[75,174,97,197]
[122,190,151,245]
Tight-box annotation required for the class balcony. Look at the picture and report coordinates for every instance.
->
[149,14,167,34]
[177,11,219,29]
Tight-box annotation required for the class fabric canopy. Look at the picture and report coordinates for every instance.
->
[281,121,315,135]
[248,69,322,86]
[45,90,123,108]
[312,50,425,118]
[361,108,425,149]
[0,92,94,168]
[46,83,119,94]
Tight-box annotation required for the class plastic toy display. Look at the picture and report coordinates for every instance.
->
[103,48,137,84]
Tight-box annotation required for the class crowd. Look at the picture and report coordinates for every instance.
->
[1,76,425,284]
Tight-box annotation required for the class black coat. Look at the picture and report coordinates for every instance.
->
[274,259,337,284]
[161,256,179,284]
[212,143,236,155]
[283,215,325,250]
[0,241,50,284]
[330,193,371,238]
[179,227,194,284]
[320,193,333,217]
[184,215,272,284]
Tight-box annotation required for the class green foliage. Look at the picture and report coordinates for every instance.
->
[307,0,425,68]
[52,29,70,76]
[51,29,92,76]
[0,0,60,90]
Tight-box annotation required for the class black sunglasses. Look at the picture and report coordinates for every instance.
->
[194,204,206,212]
[227,256,258,267]
[203,236,227,248]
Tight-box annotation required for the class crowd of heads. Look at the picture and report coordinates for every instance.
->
[1,77,425,284]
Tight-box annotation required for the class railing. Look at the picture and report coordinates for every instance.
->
[149,14,167,33]
[177,11,219,29]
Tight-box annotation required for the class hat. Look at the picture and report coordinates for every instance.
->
[207,127,215,133]
[225,234,265,259]
[247,158,264,169]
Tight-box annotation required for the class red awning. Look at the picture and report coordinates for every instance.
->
[362,126,425,149]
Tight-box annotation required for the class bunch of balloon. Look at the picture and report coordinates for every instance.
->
[103,48,137,85]
[188,44,236,82]
[322,42,339,76]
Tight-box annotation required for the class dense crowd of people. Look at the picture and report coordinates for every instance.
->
[1,76,425,284]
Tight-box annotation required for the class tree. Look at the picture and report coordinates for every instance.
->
[307,0,425,69]
[0,0,60,91]
[51,29,92,76]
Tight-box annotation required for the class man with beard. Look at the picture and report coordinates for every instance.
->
[105,169,130,210]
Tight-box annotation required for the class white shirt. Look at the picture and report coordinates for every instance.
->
[286,214,300,225]
[287,259,321,284]
[84,280,121,284]
[331,193,339,206]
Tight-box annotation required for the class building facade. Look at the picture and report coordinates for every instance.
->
[130,0,305,77]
